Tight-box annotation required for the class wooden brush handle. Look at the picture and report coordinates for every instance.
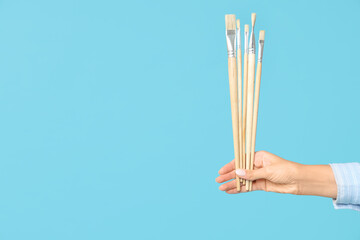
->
[249,62,262,191]
[237,49,243,175]
[228,57,241,192]
[245,54,256,191]
[242,53,248,180]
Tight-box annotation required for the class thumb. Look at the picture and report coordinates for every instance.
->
[236,168,268,181]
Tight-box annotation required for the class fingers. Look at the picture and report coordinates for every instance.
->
[216,170,236,183]
[225,188,241,194]
[217,152,270,176]
[220,180,264,194]
[219,179,246,191]
[218,159,235,175]
[217,151,280,195]
[235,168,268,181]
[219,179,236,191]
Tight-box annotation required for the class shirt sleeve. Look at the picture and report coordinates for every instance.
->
[329,163,360,211]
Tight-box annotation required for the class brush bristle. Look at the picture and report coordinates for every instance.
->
[251,13,256,26]
[225,14,236,30]
[259,30,265,40]
[245,24,249,32]
[236,19,240,29]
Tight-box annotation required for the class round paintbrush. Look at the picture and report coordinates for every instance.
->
[236,19,244,185]
[242,24,249,185]
[245,13,256,191]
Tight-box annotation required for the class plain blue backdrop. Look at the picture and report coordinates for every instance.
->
[0,0,359,239]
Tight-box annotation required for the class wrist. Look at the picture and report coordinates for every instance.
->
[296,164,337,198]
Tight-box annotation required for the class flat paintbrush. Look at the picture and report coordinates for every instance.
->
[225,14,241,191]
[249,30,265,191]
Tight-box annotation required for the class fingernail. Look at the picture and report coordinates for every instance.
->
[236,169,246,176]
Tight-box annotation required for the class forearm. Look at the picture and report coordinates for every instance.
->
[296,164,337,198]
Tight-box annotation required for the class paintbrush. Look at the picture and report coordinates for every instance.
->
[245,13,256,191]
[242,24,249,183]
[249,30,265,191]
[236,19,243,184]
[225,14,241,191]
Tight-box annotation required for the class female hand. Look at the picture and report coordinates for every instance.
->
[216,151,337,198]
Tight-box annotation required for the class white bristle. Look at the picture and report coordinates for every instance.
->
[244,24,249,32]
[251,13,256,27]
[259,30,265,40]
[225,14,236,30]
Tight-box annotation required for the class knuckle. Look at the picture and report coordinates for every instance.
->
[292,184,300,195]
[256,150,268,159]
[230,170,236,179]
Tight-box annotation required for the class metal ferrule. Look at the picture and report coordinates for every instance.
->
[258,40,264,62]
[236,28,241,50]
[226,30,236,57]
[244,30,249,54]
[248,27,255,54]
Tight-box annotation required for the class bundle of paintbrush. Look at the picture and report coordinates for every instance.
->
[225,13,265,192]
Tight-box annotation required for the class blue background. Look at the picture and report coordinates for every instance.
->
[0,0,359,239]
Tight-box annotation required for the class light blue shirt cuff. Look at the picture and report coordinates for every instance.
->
[329,163,360,211]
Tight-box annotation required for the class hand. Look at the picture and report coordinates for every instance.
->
[216,151,337,198]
